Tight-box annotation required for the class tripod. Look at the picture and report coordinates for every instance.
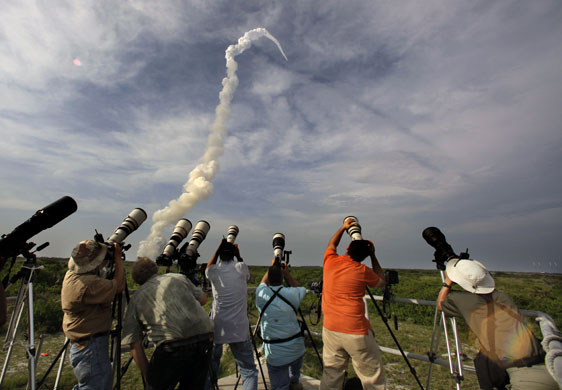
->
[425,269,464,389]
[0,244,48,390]
[231,322,269,390]
[365,286,424,389]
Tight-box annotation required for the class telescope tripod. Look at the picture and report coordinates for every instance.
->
[0,257,44,390]
[425,269,464,389]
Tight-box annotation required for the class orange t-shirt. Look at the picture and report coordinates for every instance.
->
[322,248,379,335]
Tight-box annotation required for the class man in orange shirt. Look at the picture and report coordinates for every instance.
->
[320,219,386,390]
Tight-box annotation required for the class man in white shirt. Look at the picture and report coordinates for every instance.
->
[205,239,258,390]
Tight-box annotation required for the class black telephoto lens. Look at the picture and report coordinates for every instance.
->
[422,227,457,267]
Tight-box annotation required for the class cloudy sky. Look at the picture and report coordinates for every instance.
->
[1,0,561,273]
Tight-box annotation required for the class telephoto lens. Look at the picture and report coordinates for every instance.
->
[107,208,148,244]
[226,225,239,243]
[422,227,458,267]
[157,218,192,266]
[183,220,211,258]
[343,216,363,240]
[272,233,285,262]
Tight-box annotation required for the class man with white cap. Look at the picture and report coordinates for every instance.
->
[437,258,558,390]
[61,240,125,390]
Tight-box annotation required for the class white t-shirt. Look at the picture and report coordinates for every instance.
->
[205,260,251,344]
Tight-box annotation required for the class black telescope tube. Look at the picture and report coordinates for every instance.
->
[0,196,78,258]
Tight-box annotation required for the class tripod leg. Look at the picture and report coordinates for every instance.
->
[365,287,424,389]
[49,338,70,390]
[426,303,444,390]
[298,309,323,369]
[111,292,123,390]
[450,317,464,386]
[249,324,268,390]
[0,278,28,387]
[27,281,37,390]
[441,313,462,390]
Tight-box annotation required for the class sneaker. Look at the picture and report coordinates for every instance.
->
[289,382,303,390]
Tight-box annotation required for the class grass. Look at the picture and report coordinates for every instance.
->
[0,259,560,389]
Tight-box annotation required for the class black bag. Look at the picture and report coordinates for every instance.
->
[473,352,509,390]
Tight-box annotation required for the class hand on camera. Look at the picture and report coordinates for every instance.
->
[113,242,122,260]
[343,218,355,230]
[367,240,375,256]
[233,243,241,257]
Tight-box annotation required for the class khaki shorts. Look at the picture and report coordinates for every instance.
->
[320,327,386,390]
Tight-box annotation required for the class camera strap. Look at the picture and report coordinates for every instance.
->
[254,286,304,344]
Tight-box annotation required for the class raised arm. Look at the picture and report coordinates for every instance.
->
[328,219,354,251]
[368,240,385,287]
[206,239,226,270]
[113,243,125,293]
[282,263,300,287]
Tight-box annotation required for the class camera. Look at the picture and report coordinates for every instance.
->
[0,196,78,259]
[226,225,239,244]
[385,270,399,285]
[343,216,362,240]
[156,218,192,267]
[177,220,210,276]
[272,233,286,265]
[308,280,323,294]
[95,208,147,262]
[422,227,459,270]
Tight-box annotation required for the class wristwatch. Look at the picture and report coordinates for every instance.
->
[442,283,453,289]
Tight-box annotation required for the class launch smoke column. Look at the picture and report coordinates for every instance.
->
[138,28,287,259]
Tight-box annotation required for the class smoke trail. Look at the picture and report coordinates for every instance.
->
[137,28,287,260]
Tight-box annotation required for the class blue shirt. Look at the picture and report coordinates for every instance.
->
[255,283,306,366]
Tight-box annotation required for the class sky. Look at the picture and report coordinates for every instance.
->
[1,0,561,273]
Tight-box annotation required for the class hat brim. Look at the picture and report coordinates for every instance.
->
[69,244,108,274]
[446,258,495,294]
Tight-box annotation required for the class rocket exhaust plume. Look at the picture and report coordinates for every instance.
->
[137,28,287,260]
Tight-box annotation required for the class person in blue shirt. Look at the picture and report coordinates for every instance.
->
[256,260,306,390]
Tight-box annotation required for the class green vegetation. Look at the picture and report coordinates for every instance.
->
[0,258,560,389]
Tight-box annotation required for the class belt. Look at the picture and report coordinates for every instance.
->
[72,331,110,344]
[505,353,545,369]
[158,333,213,349]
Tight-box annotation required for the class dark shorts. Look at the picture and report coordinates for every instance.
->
[146,335,213,390]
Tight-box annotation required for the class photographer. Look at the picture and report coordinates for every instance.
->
[256,259,306,390]
[61,240,125,390]
[204,239,258,390]
[437,258,558,390]
[122,257,214,390]
[320,220,386,390]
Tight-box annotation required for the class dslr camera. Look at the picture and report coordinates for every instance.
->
[94,208,147,266]
[156,219,211,285]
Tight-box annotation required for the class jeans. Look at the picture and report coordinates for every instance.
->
[267,356,303,390]
[206,339,258,390]
[146,337,213,390]
[69,335,112,390]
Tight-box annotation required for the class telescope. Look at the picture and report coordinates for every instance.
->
[0,196,78,259]
[422,227,460,270]
[156,218,192,266]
